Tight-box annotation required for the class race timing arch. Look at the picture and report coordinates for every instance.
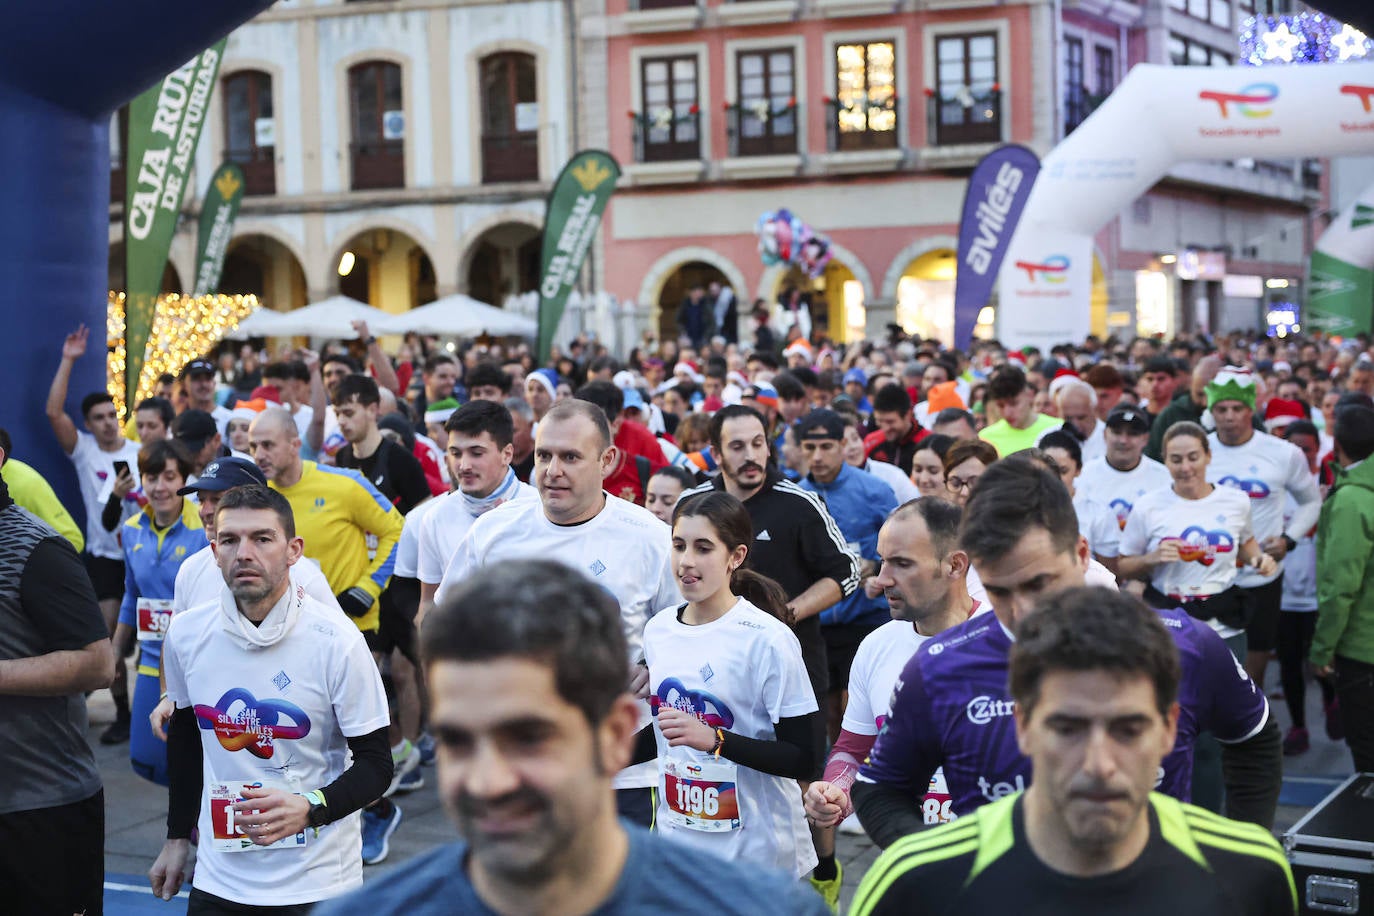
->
[0,0,272,513]
[997,61,1374,352]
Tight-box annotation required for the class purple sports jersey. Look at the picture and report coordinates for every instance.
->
[857,606,1268,816]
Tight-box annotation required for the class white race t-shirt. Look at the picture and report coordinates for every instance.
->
[1077,455,1172,537]
[644,598,818,877]
[416,483,538,585]
[172,544,341,616]
[162,590,389,906]
[396,492,446,580]
[1207,431,1321,588]
[1120,484,1253,635]
[435,493,681,788]
[1075,492,1123,558]
[70,430,141,559]
[1280,486,1319,612]
[289,404,314,442]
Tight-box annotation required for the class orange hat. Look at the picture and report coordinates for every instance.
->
[926,380,965,413]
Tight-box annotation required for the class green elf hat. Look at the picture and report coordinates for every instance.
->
[1206,366,1256,412]
[424,397,461,426]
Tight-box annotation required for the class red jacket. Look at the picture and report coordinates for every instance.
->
[864,420,928,477]
[606,420,668,504]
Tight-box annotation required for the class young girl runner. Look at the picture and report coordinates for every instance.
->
[640,491,819,878]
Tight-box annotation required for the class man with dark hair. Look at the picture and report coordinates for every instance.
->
[979,364,1060,457]
[1084,363,1125,421]
[333,374,431,515]
[318,560,826,916]
[865,383,927,475]
[1078,404,1171,537]
[47,325,142,742]
[173,409,234,477]
[852,588,1295,916]
[1141,355,1180,418]
[181,356,235,436]
[575,380,667,505]
[412,353,460,427]
[931,407,978,441]
[465,361,512,403]
[434,399,679,829]
[685,404,860,905]
[853,461,1281,847]
[150,485,392,911]
[804,498,977,836]
[1312,405,1374,770]
[0,451,114,916]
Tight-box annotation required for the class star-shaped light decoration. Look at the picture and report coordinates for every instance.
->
[1261,21,1304,62]
[1332,23,1371,62]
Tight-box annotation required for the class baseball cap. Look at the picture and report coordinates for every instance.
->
[844,367,868,388]
[177,456,266,496]
[622,388,646,413]
[172,409,219,452]
[182,357,216,378]
[797,408,846,441]
[743,383,779,410]
[1105,405,1150,434]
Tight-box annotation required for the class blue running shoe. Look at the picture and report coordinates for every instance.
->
[417,730,436,766]
[361,804,403,865]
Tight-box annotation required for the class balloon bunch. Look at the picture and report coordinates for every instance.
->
[755,208,833,279]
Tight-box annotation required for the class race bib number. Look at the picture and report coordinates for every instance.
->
[136,598,173,642]
[922,767,957,825]
[208,781,308,852]
[662,758,742,833]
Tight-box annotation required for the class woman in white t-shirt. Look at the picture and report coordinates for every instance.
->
[1039,429,1124,577]
[640,491,820,878]
[1118,421,1276,637]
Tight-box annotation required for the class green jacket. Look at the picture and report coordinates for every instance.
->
[1145,390,1200,462]
[1311,458,1374,668]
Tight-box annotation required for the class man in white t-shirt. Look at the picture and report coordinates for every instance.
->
[182,357,235,439]
[46,325,143,744]
[1077,405,1171,543]
[149,485,391,912]
[1045,378,1106,466]
[435,400,680,827]
[1205,368,1322,687]
[417,401,537,625]
[803,498,978,835]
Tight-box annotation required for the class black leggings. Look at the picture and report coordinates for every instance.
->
[1277,610,1335,729]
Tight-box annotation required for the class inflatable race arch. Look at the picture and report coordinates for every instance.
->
[997,61,1374,351]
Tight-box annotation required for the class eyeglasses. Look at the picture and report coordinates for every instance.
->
[946,475,980,493]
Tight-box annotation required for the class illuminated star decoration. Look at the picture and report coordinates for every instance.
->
[1261,21,1304,62]
[1333,24,1372,63]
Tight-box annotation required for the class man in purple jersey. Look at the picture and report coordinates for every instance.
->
[852,460,1281,848]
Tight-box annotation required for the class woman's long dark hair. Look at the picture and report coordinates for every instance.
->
[672,491,794,626]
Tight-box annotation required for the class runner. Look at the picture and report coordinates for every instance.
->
[640,491,819,876]
[851,588,1295,916]
[149,485,392,913]
[317,559,827,916]
[46,325,142,744]
[1077,404,1171,539]
[644,465,697,525]
[853,460,1281,847]
[803,498,977,834]
[1037,431,1123,576]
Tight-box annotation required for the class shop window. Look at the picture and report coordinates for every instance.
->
[933,33,1000,145]
[733,49,797,156]
[637,55,700,162]
[832,41,896,151]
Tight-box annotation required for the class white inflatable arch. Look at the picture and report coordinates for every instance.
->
[997,61,1374,350]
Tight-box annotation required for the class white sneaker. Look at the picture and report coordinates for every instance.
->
[838,812,866,835]
[385,743,421,798]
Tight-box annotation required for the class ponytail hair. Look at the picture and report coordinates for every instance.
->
[672,490,795,626]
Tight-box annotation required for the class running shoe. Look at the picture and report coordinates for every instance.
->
[809,861,842,914]
[394,764,424,794]
[385,741,421,798]
[361,804,403,866]
[1282,726,1309,757]
[417,730,436,766]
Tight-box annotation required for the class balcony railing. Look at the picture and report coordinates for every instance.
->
[725,100,800,157]
[350,139,404,190]
[927,87,1001,146]
[481,132,540,183]
[630,107,701,162]
[225,147,276,196]
[825,96,899,152]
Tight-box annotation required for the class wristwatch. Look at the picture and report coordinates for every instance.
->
[304,790,329,829]
[1281,534,1297,553]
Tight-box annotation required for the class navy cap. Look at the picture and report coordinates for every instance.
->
[172,409,219,452]
[1105,405,1150,433]
[177,456,266,495]
[182,357,216,378]
[798,408,847,441]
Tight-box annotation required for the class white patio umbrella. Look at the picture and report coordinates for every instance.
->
[261,295,403,338]
[392,294,537,338]
[225,306,291,340]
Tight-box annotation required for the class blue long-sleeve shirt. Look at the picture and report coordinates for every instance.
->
[119,500,204,675]
[801,462,897,627]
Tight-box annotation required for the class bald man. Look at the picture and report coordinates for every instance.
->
[1050,380,1105,465]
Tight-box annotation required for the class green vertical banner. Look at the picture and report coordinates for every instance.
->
[537,150,620,361]
[124,39,227,405]
[1307,250,1374,338]
[192,162,245,296]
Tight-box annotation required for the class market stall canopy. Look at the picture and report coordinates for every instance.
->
[226,306,292,340]
[261,296,403,338]
[394,295,537,338]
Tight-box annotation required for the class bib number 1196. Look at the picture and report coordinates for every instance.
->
[661,758,742,833]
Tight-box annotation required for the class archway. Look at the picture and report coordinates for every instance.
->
[334,227,436,315]
[894,249,956,344]
[462,221,540,305]
[997,60,1374,350]
[220,233,307,312]
[108,242,182,295]
[656,260,730,343]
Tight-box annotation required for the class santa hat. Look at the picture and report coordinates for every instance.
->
[1206,366,1256,411]
[1263,398,1306,432]
[250,385,281,404]
[229,405,261,424]
[527,368,558,399]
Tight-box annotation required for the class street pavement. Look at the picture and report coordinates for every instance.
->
[97,666,1351,914]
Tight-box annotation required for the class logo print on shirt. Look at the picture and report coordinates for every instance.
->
[966,695,1015,725]
[1109,498,1133,530]
[1217,475,1271,499]
[700,663,715,683]
[589,559,606,577]
[1164,526,1235,566]
[650,677,735,728]
[272,670,291,692]
[756,530,772,541]
[194,687,312,759]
